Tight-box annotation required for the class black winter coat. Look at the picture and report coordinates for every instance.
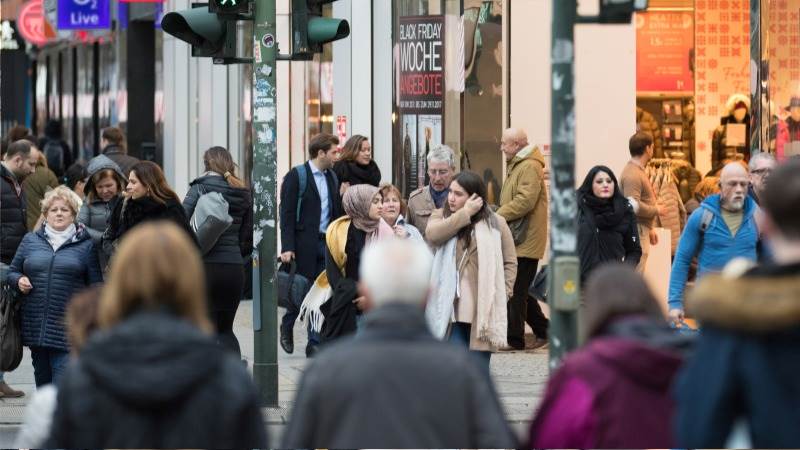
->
[183,174,253,264]
[577,202,642,283]
[104,196,196,251]
[0,164,27,265]
[47,310,268,448]
[279,163,344,281]
[6,226,102,351]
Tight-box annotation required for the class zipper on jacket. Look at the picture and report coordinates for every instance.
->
[37,232,86,347]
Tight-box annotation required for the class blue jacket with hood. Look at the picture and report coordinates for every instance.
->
[668,194,759,310]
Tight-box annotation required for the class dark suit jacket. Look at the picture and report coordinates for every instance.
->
[280,162,343,280]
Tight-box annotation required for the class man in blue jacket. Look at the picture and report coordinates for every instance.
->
[667,162,759,325]
[675,159,800,447]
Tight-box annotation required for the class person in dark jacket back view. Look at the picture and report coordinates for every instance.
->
[576,165,642,284]
[282,238,516,449]
[183,146,253,358]
[103,161,195,259]
[77,155,127,271]
[38,120,73,178]
[100,126,139,177]
[6,186,102,387]
[529,264,692,448]
[675,159,800,448]
[46,222,267,449]
[21,139,59,229]
[0,139,37,398]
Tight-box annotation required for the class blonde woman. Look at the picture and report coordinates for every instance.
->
[46,222,267,448]
[6,186,102,387]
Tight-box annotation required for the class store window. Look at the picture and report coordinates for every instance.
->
[392,0,505,199]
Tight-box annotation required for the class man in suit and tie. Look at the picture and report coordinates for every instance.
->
[279,133,345,357]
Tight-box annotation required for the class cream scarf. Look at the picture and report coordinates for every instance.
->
[427,218,508,348]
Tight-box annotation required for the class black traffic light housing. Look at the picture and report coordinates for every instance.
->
[291,0,350,60]
[161,3,249,64]
[598,0,648,23]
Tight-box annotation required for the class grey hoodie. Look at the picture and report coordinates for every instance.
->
[77,155,127,270]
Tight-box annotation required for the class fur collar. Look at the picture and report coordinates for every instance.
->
[687,262,800,332]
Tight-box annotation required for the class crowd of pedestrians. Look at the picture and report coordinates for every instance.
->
[0,117,798,447]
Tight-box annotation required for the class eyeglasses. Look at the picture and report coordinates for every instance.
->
[751,168,772,177]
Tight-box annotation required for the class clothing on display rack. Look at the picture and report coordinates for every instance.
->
[670,160,702,204]
[646,159,688,256]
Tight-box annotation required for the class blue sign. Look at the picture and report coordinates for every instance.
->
[57,0,110,30]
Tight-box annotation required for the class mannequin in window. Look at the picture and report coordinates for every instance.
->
[776,96,800,161]
[711,94,750,171]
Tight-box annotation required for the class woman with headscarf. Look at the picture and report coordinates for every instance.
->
[577,165,642,284]
[299,184,394,352]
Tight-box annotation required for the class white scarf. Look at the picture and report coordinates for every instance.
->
[426,219,508,347]
[45,223,77,251]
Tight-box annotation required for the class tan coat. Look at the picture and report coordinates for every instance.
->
[407,186,436,240]
[496,146,549,260]
[620,161,658,229]
[426,208,517,351]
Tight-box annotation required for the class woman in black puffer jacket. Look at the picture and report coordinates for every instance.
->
[332,135,381,194]
[576,165,642,285]
[103,161,195,259]
[183,147,253,358]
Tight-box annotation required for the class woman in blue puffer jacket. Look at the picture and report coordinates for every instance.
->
[7,186,102,387]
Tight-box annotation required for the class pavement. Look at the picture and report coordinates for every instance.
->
[0,300,550,446]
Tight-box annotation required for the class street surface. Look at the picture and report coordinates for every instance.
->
[0,300,548,447]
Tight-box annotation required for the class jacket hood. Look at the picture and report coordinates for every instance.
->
[512,145,545,169]
[78,311,224,408]
[687,262,800,332]
[587,333,684,390]
[700,193,756,217]
[84,155,127,195]
[190,173,228,187]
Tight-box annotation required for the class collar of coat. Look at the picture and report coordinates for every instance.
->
[687,259,800,332]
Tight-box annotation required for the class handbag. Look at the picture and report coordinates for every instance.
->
[190,185,233,255]
[0,283,23,372]
[507,216,530,246]
[276,258,311,310]
[528,265,548,303]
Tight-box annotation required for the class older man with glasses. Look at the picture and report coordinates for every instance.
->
[748,152,776,206]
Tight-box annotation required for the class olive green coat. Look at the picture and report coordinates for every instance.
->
[496,146,548,260]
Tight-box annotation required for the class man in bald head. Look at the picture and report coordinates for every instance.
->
[497,127,549,350]
[667,162,760,325]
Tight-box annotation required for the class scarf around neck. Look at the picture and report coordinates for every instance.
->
[45,223,77,251]
[430,186,449,208]
[581,194,627,229]
[338,160,381,186]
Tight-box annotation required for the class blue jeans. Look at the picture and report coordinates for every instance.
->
[448,322,492,372]
[30,347,69,387]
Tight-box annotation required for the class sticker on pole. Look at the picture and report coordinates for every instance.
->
[262,33,274,48]
[253,36,262,63]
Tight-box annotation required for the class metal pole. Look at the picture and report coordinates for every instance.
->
[749,0,761,154]
[547,0,580,370]
[251,0,279,407]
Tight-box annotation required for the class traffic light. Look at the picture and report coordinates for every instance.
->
[209,0,251,16]
[291,0,350,60]
[161,5,235,59]
[599,0,648,23]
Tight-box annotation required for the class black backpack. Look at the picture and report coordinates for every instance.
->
[43,140,65,176]
[0,283,23,371]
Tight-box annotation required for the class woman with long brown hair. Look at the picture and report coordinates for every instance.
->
[333,135,381,193]
[46,222,267,448]
[103,161,194,258]
[183,146,253,357]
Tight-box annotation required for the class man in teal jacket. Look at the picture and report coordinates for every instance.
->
[668,163,759,325]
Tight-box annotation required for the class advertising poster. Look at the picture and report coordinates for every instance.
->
[636,11,695,92]
[417,114,442,188]
[400,115,418,196]
[397,15,445,194]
